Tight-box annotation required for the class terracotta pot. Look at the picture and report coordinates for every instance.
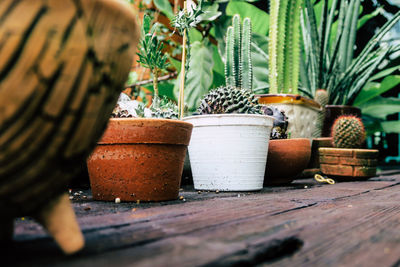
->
[319,148,379,180]
[322,105,362,137]
[301,137,333,177]
[257,94,321,138]
[0,0,138,254]
[264,138,311,185]
[87,118,193,202]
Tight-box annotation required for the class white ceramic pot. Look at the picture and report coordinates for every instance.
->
[257,94,322,139]
[183,114,274,191]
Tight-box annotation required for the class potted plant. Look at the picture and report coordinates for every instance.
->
[300,0,400,137]
[183,15,274,191]
[256,0,322,139]
[87,15,193,202]
[319,115,379,180]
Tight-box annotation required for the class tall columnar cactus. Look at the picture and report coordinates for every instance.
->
[331,115,366,148]
[268,0,303,94]
[225,15,253,90]
[313,89,329,137]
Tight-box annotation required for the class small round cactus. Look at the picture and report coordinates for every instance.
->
[331,115,365,148]
[197,86,262,115]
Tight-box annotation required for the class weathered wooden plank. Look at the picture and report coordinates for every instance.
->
[6,173,400,266]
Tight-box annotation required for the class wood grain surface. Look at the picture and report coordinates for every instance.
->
[5,168,400,266]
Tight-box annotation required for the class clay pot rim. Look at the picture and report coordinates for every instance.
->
[319,147,379,154]
[99,118,193,145]
[269,138,311,144]
[256,94,322,111]
[109,117,193,127]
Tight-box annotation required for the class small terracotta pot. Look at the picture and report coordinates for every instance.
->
[264,138,311,185]
[87,118,193,202]
[319,147,379,180]
[322,105,362,137]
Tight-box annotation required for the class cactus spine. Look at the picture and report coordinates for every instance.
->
[313,89,329,137]
[268,0,303,94]
[331,115,365,148]
[225,15,253,90]
[197,86,261,115]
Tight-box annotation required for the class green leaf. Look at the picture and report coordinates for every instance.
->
[360,96,400,120]
[188,28,203,43]
[251,33,269,93]
[197,2,222,22]
[144,80,176,102]
[212,44,225,76]
[226,1,269,35]
[354,75,400,106]
[167,55,181,71]
[176,41,214,112]
[358,8,381,29]
[153,0,174,19]
[381,120,400,134]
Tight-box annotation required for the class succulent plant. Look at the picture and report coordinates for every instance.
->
[331,115,365,148]
[197,86,261,115]
[137,14,169,108]
[300,0,400,105]
[225,14,253,90]
[262,106,288,139]
[150,96,179,119]
[313,89,329,137]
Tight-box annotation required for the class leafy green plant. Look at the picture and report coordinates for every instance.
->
[136,14,179,118]
[268,0,303,94]
[300,0,400,105]
[137,14,169,107]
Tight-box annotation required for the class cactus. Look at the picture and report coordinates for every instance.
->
[197,86,261,115]
[313,89,329,137]
[331,115,365,148]
[268,0,303,94]
[225,15,253,90]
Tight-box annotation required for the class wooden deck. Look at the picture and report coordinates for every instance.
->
[5,168,400,267]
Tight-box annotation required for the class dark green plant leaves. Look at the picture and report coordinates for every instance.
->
[153,0,174,19]
[360,96,400,120]
[354,75,400,106]
[226,1,269,36]
[175,41,214,112]
[251,33,269,93]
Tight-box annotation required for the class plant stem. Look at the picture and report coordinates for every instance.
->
[152,69,159,98]
[178,1,187,119]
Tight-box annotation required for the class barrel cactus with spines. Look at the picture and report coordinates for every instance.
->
[313,89,329,137]
[225,15,253,90]
[197,86,261,115]
[331,115,366,148]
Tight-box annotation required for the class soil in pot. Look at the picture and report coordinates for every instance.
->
[264,138,311,185]
[87,118,193,202]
